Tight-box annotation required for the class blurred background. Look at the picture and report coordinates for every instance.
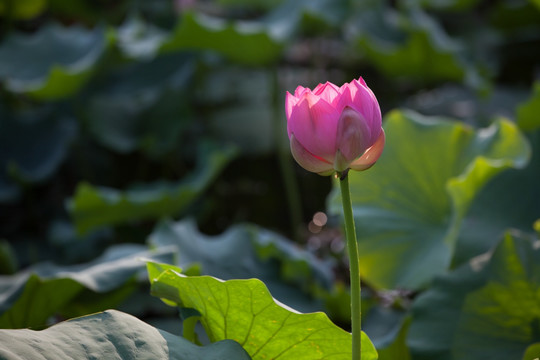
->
[0,0,540,358]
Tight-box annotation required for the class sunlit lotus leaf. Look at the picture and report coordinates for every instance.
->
[408,232,540,360]
[328,110,530,290]
[517,82,540,133]
[149,263,378,360]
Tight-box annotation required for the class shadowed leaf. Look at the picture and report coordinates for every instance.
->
[0,310,251,360]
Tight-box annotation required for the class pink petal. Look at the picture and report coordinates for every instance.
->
[348,79,382,143]
[312,83,325,93]
[285,91,299,122]
[313,82,341,106]
[294,86,309,97]
[290,134,334,175]
[358,76,368,87]
[350,129,385,171]
[335,85,354,112]
[334,107,372,171]
[287,92,339,160]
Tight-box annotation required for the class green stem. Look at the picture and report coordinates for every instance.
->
[339,170,362,360]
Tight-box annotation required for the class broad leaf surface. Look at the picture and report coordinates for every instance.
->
[456,130,540,264]
[263,0,348,39]
[518,82,540,132]
[523,343,540,360]
[0,23,106,99]
[0,241,17,275]
[0,244,173,328]
[116,16,169,60]
[149,263,378,360]
[199,67,276,155]
[363,307,411,360]
[159,12,282,65]
[115,11,284,64]
[0,310,251,360]
[350,5,478,85]
[0,111,77,203]
[148,218,334,312]
[0,0,46,19]
[408,232,540,360]
[85,53,194,155]
[417,0,482,11]
[69,143,237,234]
[376,316,411,360]
[328,109,530,290]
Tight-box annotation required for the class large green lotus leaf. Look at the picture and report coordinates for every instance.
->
[0,310,251,360]
[351,5,478,85]
[328,109,530,290]
[408,232,540,360]
[0,23,107,100]
[456,131,540,264]
[0,244,174,329]
[518,82,540,132]
[86,53,194,156]
[376,316,411,360]
[159,12,282,65]
[362,306,411,360]
[0,0,46,19]
[148,263,378,360]
[69,143,236,234]
[0,109,77,203]
[148,218,334,312]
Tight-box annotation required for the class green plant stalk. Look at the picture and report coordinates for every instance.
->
[339,171,362,359]
[182,316,200,345]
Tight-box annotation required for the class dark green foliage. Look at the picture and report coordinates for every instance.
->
[0,0,539,358]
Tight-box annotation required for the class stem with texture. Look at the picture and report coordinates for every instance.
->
[339,170,362,359]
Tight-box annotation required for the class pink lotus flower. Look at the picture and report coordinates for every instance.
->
[285,77,385,176]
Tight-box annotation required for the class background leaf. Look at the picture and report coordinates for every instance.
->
[408,231,540,360]
[0,310,251,360]
[148,218,334,312]
[68,143,237,234]
[159,12,283,65]
[0,244,174,329]
[523,343,540,360]
[0,110,77,203]
[85,53,195,156]
[456,131,540,264]
[0,23,107,99]
[350,5,477,85]
[0,0,47,20]
[518,82,540,133]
